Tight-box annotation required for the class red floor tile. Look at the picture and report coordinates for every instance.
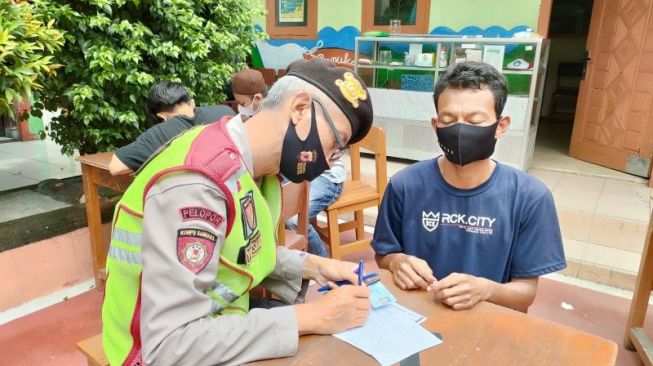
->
[0,290,102,366]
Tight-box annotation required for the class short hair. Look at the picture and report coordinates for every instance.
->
[147,81,191,116]
[261,75,335,116]
[433,61,508,118]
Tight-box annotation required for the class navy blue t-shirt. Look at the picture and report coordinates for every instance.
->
[371,158,566,283]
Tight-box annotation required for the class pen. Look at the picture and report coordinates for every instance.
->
[358,259,364,286]
[317,272,378,292]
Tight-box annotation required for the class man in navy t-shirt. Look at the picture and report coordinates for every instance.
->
[372,61,566,312]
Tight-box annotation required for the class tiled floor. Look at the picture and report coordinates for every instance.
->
[0,138,80,192]
[0,190,71,222]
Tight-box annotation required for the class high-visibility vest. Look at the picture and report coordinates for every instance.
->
[102,118,281,366]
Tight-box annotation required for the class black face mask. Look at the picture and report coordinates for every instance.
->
[435,121,500,166]
[279,103,330,183]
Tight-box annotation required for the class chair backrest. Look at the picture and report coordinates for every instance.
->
[277,181,310,243]
[348,126,387,196]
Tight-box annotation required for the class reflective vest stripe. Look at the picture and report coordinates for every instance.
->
[108,246,142,265]
[211,281,240,303]
[112,228,142,247]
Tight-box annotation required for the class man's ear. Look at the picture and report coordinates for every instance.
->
[190,99,196,109]
[288,91,312,126]
[495,115,511,139]
[156,113,167,121]
[431,116,438,129]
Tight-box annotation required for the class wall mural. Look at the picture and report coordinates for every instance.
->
[253,25,531,70]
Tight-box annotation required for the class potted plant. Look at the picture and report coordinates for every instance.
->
[34,0,265,155]
[0,0,64,140]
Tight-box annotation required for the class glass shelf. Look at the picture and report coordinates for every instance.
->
[358,64,439,72]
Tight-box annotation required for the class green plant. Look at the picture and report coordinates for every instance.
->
[35,0,265,155]
[0,1,64,119]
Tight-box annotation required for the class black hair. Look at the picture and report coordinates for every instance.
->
[433,61,508,119]
[147,81,191,117]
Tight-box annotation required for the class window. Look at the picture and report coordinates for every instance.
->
[266,0,317,39]
[362,0,430,34]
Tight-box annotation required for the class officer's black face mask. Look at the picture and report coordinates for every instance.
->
[435,121,500,166]
[279,103,330,182]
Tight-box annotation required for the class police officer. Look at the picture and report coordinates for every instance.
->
[102,58,375,366]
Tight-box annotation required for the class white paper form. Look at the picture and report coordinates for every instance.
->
[333,304,441,366]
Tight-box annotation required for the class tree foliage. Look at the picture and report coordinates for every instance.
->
[34,0,265,155]
[0,1,64,119]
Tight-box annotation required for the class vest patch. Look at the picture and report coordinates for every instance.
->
[177,228,217,274]
[179,206,224,229]
[238,232,262,265]
[240,191,257,240]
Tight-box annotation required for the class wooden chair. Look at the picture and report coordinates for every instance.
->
[624,209,653,363]
[77,334,108,366]
[312,126,387,259]
[277,181,310,251]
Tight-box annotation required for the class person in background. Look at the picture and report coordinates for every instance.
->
[232,68,267,117]
[372,61,566,312]
[108,81,234,175]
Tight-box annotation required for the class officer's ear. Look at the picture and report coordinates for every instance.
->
[287,91,312,140]
[288,91,312,126]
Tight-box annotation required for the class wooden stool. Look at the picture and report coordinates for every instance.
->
[624,210,653,363]
[77,334,108,366]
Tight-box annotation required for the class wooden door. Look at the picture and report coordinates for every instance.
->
[569,0,653,178]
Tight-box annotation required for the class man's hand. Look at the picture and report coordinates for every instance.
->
[302,254,359,287]
[427,272,491,310]
[295,285,371,335]
[381,253,436,290]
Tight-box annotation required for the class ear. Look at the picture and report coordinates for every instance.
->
[190,99,196,109]
[431,116,438,129]
[288,91,312,126]
[156,113,167,121]
[495,116,511,139]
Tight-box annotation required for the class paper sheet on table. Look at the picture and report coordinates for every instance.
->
[334,304,441,366]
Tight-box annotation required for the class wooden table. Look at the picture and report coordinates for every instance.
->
[249,271,617,366]
[77,152,133,290]
[624,210,653,364]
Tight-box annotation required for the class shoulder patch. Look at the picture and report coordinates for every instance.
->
[177,228,217,274]
[179,206,224,229]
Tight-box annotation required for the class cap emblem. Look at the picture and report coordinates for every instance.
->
[335,72,367,109]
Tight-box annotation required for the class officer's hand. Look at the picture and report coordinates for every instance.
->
[295,285,371,335]
[388,253,436,290]
[302,255,359,287]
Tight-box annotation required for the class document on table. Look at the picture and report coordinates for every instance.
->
[334,303,441,366]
